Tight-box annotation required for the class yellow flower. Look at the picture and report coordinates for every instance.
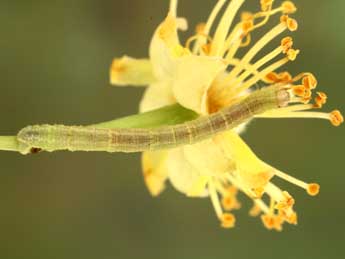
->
[110,0,343,231]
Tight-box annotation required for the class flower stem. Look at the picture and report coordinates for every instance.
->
[0,104,198,153]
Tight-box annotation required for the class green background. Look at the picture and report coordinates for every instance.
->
[0,0,344,258]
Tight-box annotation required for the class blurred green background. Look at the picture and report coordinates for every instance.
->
[0,0,344,258]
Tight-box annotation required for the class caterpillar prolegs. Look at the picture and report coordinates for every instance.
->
[17,87,289,154]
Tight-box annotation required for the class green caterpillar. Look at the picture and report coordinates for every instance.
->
[17,87,289,154]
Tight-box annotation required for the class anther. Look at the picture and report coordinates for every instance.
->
[261,0,274,12]
[241,12,254,21]
[302,74,318,89]
[222,196,241,211]
[281,1,297,14]
[195,23,206,34]
[292,85,306,97]
[314,92,327,108]
[220,213,236,229]
[242,20,254,33]
[287,49,299,61]
[307,183,320,196]
[281,15,298,31]
[330,110,344,126]
[281,36,293,53]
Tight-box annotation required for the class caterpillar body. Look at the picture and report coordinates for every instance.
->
[17,87,289,154]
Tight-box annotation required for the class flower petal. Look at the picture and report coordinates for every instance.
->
[172,55,227,114]
[166,148,208,197]
[110,56,156,86]
[182,138,235,177]
[142,150,169,196]
[149,13,189,80]
[139,81,176,112]
[214,131,274,190]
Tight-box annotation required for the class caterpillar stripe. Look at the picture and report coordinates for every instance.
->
[17,87,289,154]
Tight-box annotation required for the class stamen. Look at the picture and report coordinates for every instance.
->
[231,57,290,94]
[224,23,288,84]
[330,110,344,126]
[256,110,344,127]
[209,180,223,219]
[192,0,228,54]
[314,92,327,108]
[230,42,289,87]
[211,0,245,56]
[281,1,297,14]
[273,168,320,196]
[280,15,298,31]
[222,195,241,211]
[220,213,236,229]
[222,24,243,57]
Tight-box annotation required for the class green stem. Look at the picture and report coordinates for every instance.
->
[0,104,198,153]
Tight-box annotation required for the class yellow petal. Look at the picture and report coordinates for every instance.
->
[182,138,235,177]
[214,131,274,190]
[110,56,156,86]
[149,13,189,80]
[172,55,226,114]
[166,148,208,197]
[139,81,176,113]
[142,151,169,196]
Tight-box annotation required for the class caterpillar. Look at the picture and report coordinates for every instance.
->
[17,87,289,154]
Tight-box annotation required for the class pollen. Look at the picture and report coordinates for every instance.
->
[307,183,320,196]
[221,213,236,229]
[330,110,344,126]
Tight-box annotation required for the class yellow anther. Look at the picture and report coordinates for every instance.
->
[195,23,206,34]
[287,49,299,61]
[261,0,273,11]
[314,92,327,108]
[282,1,297,14]
[281,36,293,53]
[261,214,284,231]
[302,74,318,89]
[242,20,254,33]
[226,186,239,196]
[278,71,292,82]
[281,15,298,31]
[241,12,254,21]
[307,183,320,196]
[201,43,211,55]
[302,88,312,103]
[220,213,236,229]
[330,110,344,127]
[265,72,279,83]
[222,196,241,211]
[292,85,306,97]
[276,191,295,210]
